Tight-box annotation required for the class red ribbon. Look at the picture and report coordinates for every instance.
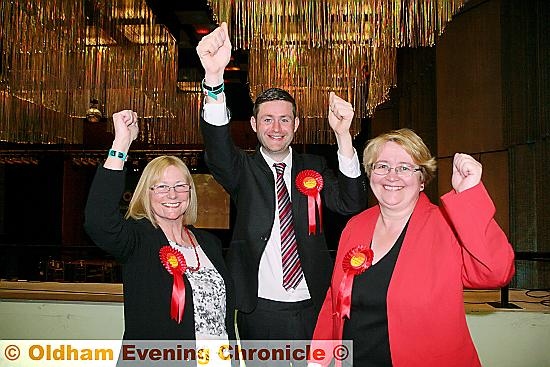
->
[336,245,374,327]
[330,245,373,367]
[159,246,187,323]
[296,170,324,234]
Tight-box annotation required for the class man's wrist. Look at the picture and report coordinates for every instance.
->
[202,79,225,100]
[203,74,224,87]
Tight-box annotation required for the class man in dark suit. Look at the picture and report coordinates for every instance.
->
[196,22,367,359]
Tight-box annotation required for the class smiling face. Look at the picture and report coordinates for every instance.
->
[251,100,299,161]
[370,141,423,215]
[149,165,190,225]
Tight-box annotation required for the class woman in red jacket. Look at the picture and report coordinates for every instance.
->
[309,128,515,367]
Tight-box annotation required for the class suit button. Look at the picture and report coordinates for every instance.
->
[260,236,268,241]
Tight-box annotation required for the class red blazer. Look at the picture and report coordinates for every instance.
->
[311,183,515,367]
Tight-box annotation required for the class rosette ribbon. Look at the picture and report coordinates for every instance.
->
[326,245,373,367]
[159,246,187,323]
[296,170,324,234]
[335,245,374,336]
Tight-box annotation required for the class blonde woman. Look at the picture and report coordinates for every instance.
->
[85,110,235,351]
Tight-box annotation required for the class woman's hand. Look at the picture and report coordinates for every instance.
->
[112,109,139,151]
[104,110,138,170]
[451,153,482,193]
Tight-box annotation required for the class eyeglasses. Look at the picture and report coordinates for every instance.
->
[371,162,422,177]
[150,183,191,194]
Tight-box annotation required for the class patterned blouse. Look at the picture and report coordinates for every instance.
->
[169,240,228,340]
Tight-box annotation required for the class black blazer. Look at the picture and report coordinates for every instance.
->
[200,115,367,313]
[84,167,236,341]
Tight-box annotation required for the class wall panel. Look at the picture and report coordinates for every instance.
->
[436,0,503,156]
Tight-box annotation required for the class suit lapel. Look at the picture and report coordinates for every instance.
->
[252,146,273,177]
[252,148,279,218]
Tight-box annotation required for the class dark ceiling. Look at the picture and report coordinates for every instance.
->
[146,0,251,119]
[145,0,252,119]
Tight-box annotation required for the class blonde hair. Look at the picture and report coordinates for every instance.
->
[125,156,197,226]
[362,128,437,184]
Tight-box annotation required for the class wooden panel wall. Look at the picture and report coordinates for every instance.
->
[433,0,549,288]
[436,0,504,156]
[372,0,549,287]
[502,0,550,288]
[371,47,439,203]
[436,0,510,227]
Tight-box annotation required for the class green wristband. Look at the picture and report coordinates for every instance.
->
[108,149,127,162]
[201,78,224,100]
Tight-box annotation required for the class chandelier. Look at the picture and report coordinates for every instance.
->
[0,0,202,145]
[207,0,468,144]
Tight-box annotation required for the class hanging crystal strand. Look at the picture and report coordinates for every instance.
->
[147,5,156,143]
[241,0,247,49]
[268,1,274,47]
[32,1,41,142]
[36,1,44,142]
[279,0,285,46]
[231,0,238,48]
[1,0,467,145]
[248,0,255,49]
[236,0,243,49]
[60,0,71,141]
[311,0,317,48]
[38,0,45,115]
[25,1,32,142]
[0,1,9,146]
[46,0,53,121]
[416,0,423,46]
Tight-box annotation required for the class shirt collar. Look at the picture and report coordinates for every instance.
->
[260,146,293,172]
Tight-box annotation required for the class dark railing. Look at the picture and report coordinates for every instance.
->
[488,252,550,309]
[2,243,548,295]
[0,243,121,283]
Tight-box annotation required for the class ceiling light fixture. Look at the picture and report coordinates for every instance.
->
[86,98,102,123]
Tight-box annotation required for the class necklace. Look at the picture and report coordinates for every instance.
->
[172,226,200,272]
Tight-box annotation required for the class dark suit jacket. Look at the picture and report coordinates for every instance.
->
[84,167,236,341]
[200,115,367,313]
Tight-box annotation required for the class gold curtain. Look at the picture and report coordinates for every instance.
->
[208,0,467,144]
[0,0,86,143]
[0,0,202,144]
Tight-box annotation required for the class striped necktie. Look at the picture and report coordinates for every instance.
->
[274,163,304,290]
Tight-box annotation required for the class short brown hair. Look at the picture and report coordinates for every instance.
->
[253,87,297,119]
[363,128,437,184]
[126,156,197,226]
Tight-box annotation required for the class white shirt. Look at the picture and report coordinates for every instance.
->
[203,101,361,301]
[257,147,311,301]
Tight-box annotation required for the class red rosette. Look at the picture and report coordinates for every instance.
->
[296,170,324,234]
[296,169,324,196]
[342,245,374,275]
[330,245,374,367]
[159,246,187,323]
[336,245,374,320]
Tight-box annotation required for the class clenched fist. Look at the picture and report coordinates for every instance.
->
[451,153,482,193]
